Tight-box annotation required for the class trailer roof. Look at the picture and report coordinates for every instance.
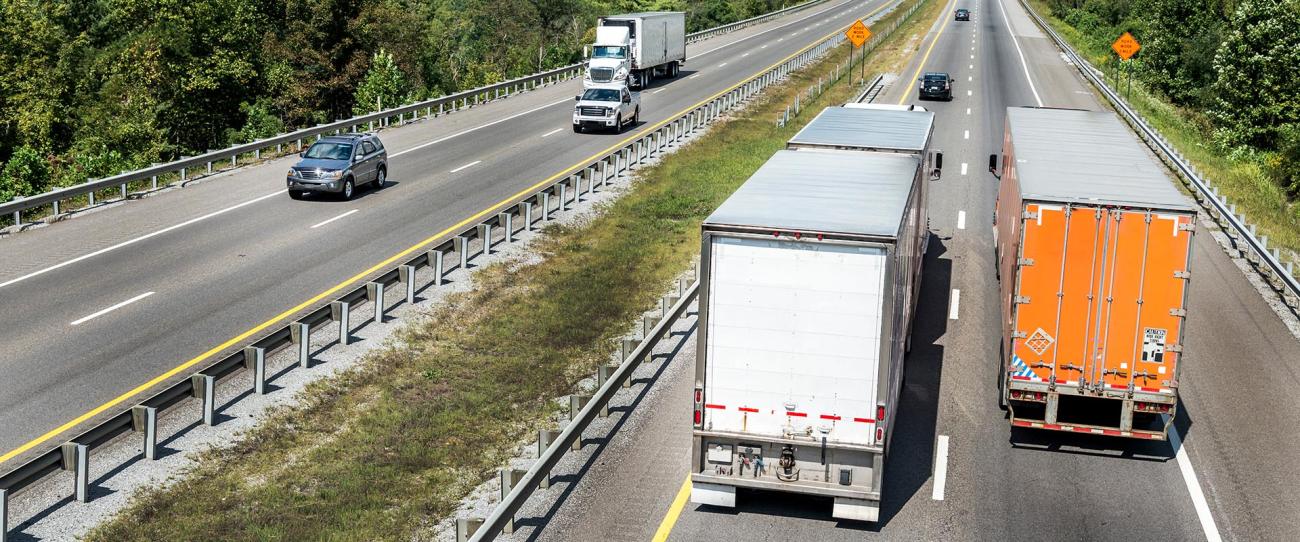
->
[603,12,683,18]
[1007,107,1194,211]
[704,150,919,239]
[787,106,934,152]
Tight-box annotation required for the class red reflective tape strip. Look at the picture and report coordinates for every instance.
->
[786,411,807,417]
[1010,375,1031,381]
[852,417,875,424]
[1011,419,1033,428]
[738,407,759,413]
[1054,378,1067,384]
[820,414,841,421]
[704,403,726,410]
[1043,423,1061,431]
[1103,429,1123,436]
[1139,386,1162,393]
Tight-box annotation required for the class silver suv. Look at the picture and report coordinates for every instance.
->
[286,133,388,200]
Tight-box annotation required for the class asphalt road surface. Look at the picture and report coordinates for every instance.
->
[0,0,900,466]
[510,0,1300,540]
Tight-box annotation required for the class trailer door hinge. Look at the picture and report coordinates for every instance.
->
[1012,331,1028,339]
[1022,211,1039,221]
[1173,270,1191,279]
[1169,308,1187,317]
[1018,258,1035,267]
[1167,344,1183,353]
[1014,295,1031,304]
[1179,223,1196,232]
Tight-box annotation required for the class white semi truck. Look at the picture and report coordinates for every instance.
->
[584,12,686,89]
[690,105,939,522]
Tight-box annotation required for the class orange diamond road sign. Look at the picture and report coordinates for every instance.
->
[1112,32,1140,60]
[846,19,871,48]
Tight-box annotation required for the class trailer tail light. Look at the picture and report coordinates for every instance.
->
[693,386,704,428]
[876,427,884,443]
[1135,401,1172,413]
[876,405,885,422]
[1009,390,1047,402]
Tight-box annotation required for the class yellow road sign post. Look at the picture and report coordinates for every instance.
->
[845,19,872,84]
[1112,31,1141,100]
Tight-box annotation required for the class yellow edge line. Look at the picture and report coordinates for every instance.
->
[652,476,693,542]
[0,2,881,468]
[897,0,957,104]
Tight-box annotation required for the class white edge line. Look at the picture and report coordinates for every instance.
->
[689,73,703,79]
[652,88,667,94]
[964,129,970,139]
[310,209,359,229]
[1168,423,1224,542]
[997,0,1044,106]
[540,128,563,138]
[932,435,950,500]
[948,289,961,320]
[71,291,155,326]
[0,190,286,289]
[961,162,968,175]
[450,160,482,174]
[957,210,967,230]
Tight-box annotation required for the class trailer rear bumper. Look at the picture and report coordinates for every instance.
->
[1006,378,1175,440]
[691,473,881,521]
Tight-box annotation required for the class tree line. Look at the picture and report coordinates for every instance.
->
[1044,0,1300,199]
[0,0,795,202]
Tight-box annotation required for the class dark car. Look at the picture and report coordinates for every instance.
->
[955,8,970,20]
[286,133,388,200]
[918,72,955,101]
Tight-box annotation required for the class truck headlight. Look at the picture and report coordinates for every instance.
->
[286,169,296,178]
[327,170,343,179]
[614,68,628,81]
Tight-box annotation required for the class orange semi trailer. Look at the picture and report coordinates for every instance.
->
[990,107,1196,440]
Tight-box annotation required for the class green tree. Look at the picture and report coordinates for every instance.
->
[353,49,408,115]
[0,146,49,202]
[1135,0,1227,106]
[227,99,286,144]
[1208,0,1300,149]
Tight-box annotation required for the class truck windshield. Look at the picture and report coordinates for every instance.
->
[592,46,625,59]
[304,142,353,160]
[581,88,621,101]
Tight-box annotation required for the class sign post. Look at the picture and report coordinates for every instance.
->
[1111,32,1141,100]
[845,19,872,84]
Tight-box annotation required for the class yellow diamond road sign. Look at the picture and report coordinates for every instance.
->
[1112,31,1140,60]
[846,19,871,48]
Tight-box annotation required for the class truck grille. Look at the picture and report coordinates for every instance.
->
[579,106,608,117]
[296,169,326,180]
[589,67,614,82]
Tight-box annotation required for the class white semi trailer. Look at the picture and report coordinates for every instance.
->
[585,12,686,89]
[690,105,937,522]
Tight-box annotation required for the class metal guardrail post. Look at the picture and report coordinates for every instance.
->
[643,314,662,337]
[332,301,351,346]
[457,235,471,270]
[429,248,444,287]
[569,395,592,450]
[499,468,527,534]
[499,212,513,243]
[537,429,561,488]
[522,201,534,231]
[367,282,386,323]
[479,223,493,255]
[456,518,483,542]
[557,182,568,212]
[290,321,310,368]
[1,486,7,542]
[597,366,616,417]
[192,374,217,426]
[541,192,551,221]
[61,442,90,503]
[132,405,159,459]
[399,265,417,304]
[245,345,267,394]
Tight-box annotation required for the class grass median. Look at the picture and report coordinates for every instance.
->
[1027,0,1300,269]
[85,1,935,539]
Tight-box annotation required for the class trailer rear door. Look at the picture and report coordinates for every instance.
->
[704,235,887,446]
[1012,204,1192,392]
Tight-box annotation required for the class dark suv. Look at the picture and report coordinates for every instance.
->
[955,8,970,20]
[286,133,388,200]
[918,72,954,101]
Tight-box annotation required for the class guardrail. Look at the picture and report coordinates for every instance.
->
[0,0,834,229]
[853,73,887,103]
[1019,0,1300,309]
[0,14,860,540]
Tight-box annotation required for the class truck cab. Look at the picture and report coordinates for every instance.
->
[572,84,640,133]
[584,12,686,89]
[586,26,635,86]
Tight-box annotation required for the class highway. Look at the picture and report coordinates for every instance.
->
[0,2,902,468]
[506,0,1300,540]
